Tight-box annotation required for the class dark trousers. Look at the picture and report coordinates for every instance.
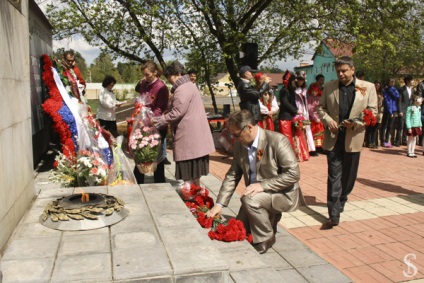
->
[133,129,167,184]
[380,112,395,143]
[366,123,380,146]
[326,140,361,221]
[395,115,406,144]
[98,119,118,138]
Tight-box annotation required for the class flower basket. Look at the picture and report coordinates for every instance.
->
[129,94,163,175]
[136,162,158,175]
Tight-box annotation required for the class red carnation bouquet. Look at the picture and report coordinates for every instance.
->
[209,218,253,243]
[346,108,377,127]
[361,109,377,126]
[178,182,253,243]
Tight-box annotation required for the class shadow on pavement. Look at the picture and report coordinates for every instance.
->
[356,177,423,200]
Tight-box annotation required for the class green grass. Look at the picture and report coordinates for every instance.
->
[87,99,99,114]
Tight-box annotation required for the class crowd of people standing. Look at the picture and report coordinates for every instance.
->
[238,63,423,161]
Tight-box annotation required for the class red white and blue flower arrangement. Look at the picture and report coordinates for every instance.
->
[41,54,114,186]
[41,54,77,158]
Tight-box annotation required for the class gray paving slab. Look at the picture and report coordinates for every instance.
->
[175,271,230,283]
[259,250,293,271]
[200,175,224,192]
[63,227,109,236]
[115,200,151,216]
[112,246,172,280]
[107,186,146,205]
[116,277,173,283]
[210,239,247,251]
[51,252,112,282]
[12,221,61,239]
[272,233,311,252]
[37,187,74,199]
[20,207,43,224]
[1,258,54,283]
[1,237,60,260]
[297,264,352,283]
[153,212,200,229]
[110,213,157,234]
[276,269,309,283]
[147,200,191,215]
[218,247,267,272]
[230,267,285,283]
[160,227,208,247]
[59,233,111,256]
[112,231,161,250]
[276,248,328,268]
[167,244,228,275]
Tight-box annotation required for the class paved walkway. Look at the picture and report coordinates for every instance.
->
[208,145,424,282]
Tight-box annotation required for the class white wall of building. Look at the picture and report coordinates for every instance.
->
[0,0,35,252]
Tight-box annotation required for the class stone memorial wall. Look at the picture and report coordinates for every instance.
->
[0,0,36,253]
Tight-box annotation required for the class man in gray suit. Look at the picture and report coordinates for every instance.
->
[318,56,377,229]
[207,110,305,254]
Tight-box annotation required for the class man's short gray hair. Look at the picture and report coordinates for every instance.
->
[335,56,354,68]
[227,110,255,129]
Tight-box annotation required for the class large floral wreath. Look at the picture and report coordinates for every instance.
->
[41,54,77,158]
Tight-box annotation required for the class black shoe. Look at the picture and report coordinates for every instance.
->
[253,235,276,254]
[320,218,339,230]
[394,142,400,147]
[310,151,319,157]
[163,158,171,165]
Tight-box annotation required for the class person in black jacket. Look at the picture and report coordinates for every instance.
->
[395,75,415,146]
[237,65,270,123]
[278,72,301,150]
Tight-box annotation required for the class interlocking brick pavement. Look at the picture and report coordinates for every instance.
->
[208,145,424,282]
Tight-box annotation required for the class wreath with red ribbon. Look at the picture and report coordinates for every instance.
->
[41,54,77,159]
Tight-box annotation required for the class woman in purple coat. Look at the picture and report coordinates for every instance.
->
[153,61,215,185]
[133,61,169,184]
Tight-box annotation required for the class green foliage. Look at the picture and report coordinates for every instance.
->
[117,62,140,84]
[115,88,137,101]
[46,0,423,92]
[87,99,98,114]
[89,51,122,82]
[324,0,424,83]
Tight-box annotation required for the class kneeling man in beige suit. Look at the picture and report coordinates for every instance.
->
[208,110,305,254]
